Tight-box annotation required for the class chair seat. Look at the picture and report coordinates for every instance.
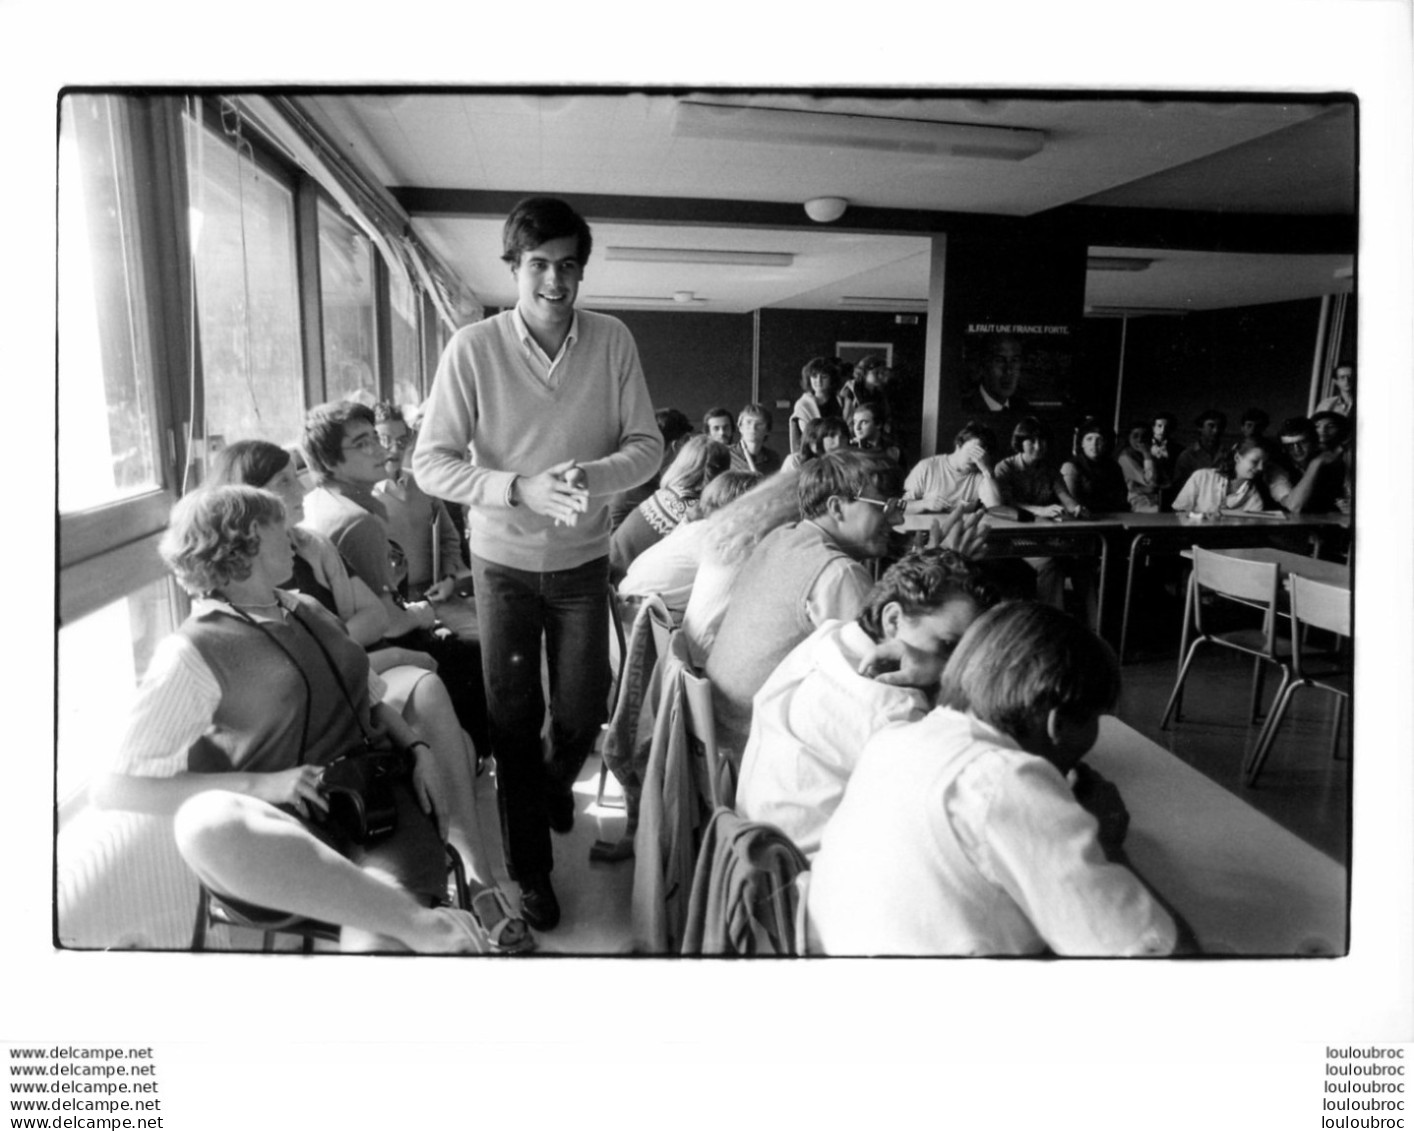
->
[1203,626,1290,658]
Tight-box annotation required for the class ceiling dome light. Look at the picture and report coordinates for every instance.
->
[804,196,848,223]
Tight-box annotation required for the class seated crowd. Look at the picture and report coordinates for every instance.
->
[99,348,1351,958]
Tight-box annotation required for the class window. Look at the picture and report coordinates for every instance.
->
[185,110,306,449]
[57,576,183,806]
[318,198,377,404]
[58,95,162,515]
[389,266,422,408]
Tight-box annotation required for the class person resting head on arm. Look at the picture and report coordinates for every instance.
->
[805,601,1179,957]
[902,421,1003,514]
[736,545,998,857]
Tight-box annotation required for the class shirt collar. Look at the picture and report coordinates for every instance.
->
[979,386,1006,411]
[512,306,580,358]
[964,711,1024,752]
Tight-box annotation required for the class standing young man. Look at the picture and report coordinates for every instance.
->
[413,198,661,931]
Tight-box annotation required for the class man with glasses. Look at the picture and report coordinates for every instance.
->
[1269,416,1349,514]
[373,402,468,604]
[303,400,491,756]
[705,450,901,758]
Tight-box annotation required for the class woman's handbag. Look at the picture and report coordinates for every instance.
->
[318,749,410,844]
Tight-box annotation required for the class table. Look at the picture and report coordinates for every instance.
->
[1087,716,1347,955]
[1114,513,1350,660]
[900,511,1119,632]
[897,510,1350,657]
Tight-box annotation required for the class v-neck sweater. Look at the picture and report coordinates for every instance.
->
[413,308,662,572]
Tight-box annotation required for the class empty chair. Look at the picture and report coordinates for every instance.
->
[1244,575,1352,787]
[1160,547,1290,731]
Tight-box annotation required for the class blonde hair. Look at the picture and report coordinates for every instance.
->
[658,435,731,500]
[696,468,803,565]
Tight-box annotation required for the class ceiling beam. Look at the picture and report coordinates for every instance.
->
[393,187,1355,256]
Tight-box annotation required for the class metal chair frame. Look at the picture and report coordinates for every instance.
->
[1243,574,1351,787]
[191,842,471,953]
[1160,547,1290,731]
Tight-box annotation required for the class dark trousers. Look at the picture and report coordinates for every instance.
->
[471,554,610,880]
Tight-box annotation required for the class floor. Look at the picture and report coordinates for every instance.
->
[487,599,1351,956]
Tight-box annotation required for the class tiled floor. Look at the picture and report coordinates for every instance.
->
[476,755,638,956]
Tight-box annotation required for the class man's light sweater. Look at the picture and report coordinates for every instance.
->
[413,308,662,573]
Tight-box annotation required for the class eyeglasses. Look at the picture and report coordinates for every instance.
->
[378,433,413,451]
[342,434,383,454]
[854,495,905,517]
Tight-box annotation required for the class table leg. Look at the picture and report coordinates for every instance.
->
[1171,566,1195,721]
[1119,534,1148,662]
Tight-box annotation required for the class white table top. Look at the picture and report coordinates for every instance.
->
[1087,716,1347,956]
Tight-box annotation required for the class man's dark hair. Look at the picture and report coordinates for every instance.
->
[1240,407,1270,429]
[207,440,294,492]
[857,548,998,643]
[703,406,734,431]
[954,420,997,453]
[303,401,376,481]
[1195,408,1227,430]
[1279,416,1317,442]
[500,197,593,267]
[1310,410,1351,444]
[655,407,694,448]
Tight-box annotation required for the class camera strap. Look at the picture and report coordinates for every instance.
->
[224,596,375,765]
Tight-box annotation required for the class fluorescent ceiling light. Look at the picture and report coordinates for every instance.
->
[673,100,1046,161]
[1087,256,1155,273]
[840,296,929,310]
[585,294,708,307]
[605,246,793,267]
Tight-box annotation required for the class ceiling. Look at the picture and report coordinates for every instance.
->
[305,91,1356,317]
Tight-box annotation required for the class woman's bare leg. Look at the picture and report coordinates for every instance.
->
[401,675,502,888]
[175,792,476,954]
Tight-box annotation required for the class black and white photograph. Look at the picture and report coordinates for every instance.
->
[15,2,1413,1127]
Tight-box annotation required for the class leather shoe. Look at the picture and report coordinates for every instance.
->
[546,782,576,834]
[518,874,560,932]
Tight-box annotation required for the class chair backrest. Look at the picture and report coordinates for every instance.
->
[672,631,731,810]
[1192,546,1281,606]
[680,807,809,956]
[1290,574,1351,637]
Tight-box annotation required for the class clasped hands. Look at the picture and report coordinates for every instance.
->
[515,459,590,525]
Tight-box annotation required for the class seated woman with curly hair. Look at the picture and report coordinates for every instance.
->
[91,486,492,954]
[205,441,531,952]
